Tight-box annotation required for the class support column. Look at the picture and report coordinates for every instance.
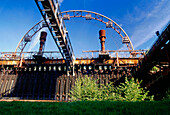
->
[116,52,119,67]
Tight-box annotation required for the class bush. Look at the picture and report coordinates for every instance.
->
[70,76,154,101]
[115,77,154,101]
[70,76,102,101]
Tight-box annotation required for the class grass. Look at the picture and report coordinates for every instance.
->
[0,100,170,115]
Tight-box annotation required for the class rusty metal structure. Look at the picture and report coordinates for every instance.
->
[0,0,169,101]
[35,0,75,64]
[14,9,138,59]
[38,31,47,55]
[99,30,106,53]
[132,23,170,99]
[61,10,134,52]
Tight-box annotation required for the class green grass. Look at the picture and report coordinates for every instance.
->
[0,101,170,115]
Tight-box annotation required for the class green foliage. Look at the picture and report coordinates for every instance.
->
[70,76,153,102]
[151,66,159,72]
[115,77,154,101]
[70,76,101,101]
[100,82,117,101]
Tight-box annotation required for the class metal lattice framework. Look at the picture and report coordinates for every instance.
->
[35,0,74,63]
[15,20,45,55]
[15,10,134,58]
[61,10,134,51]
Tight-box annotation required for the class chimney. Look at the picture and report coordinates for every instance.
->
[99,30,106,53]
[38,31,47,55]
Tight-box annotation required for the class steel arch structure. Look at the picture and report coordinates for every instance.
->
[15,10,134,57]
[15,20,45,54]
[61,10,134,51]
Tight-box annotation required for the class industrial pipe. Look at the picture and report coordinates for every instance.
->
[38,31,47,55]
[99,30,106,53]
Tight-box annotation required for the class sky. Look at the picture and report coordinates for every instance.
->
[0,0,169,58]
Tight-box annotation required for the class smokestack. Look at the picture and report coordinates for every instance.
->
[99,30,106,53]
[38,31,47,55]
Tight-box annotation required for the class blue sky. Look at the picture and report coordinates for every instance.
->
[0,0,169,58]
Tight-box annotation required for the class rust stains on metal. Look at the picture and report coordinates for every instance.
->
[99,30,106,53]
[39,31,47,55]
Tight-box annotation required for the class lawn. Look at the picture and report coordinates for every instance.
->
[0,100,169,115]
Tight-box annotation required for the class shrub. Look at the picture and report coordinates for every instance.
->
[70,76,102,101]
[70,76,154,101]
[115,77,154,101]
